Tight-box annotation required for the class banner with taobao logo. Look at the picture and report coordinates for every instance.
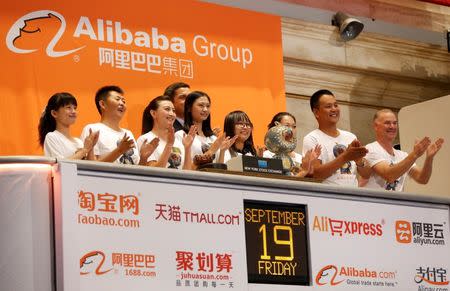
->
[55,161,450,291]
[0,0,285,155]
[56,165,247,291]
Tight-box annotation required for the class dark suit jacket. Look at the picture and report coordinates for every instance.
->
[173,119,184,132]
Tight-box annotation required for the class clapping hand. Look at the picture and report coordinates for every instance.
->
[426,138,444,159]
[140,137,159,162]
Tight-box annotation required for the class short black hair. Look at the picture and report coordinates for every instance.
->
[310,89,334,111]
[95,85,124,115]
[163,82,190,101]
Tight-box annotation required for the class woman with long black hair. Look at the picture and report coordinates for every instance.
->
[38,92,98,159]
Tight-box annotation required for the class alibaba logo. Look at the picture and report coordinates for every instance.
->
[6,10,85,57]
[315,265,344,286]
[80,251,113,275]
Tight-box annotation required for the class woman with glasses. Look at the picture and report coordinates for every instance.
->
[264,112,321,177]
[220,110,258,164]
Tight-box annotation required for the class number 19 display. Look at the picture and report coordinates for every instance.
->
[244,200,310,285]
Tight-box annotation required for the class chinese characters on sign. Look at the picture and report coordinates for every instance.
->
[99,47,193,78]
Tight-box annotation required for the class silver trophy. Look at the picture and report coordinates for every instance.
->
[264,125,297,175]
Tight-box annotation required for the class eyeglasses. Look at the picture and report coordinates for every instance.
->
[235,122,253,128]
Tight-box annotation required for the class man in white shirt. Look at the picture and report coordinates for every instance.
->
[163,82,191,132]
[363,109,444,191]
[302,89,370,186]
[81,86,154,165]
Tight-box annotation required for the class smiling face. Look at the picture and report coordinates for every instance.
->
[151,100,176,129]
[234,120,252,143]
[191,96,210,123]
[51,103,77,127]
[313,94,340,126]
[277,115,297,137]
[374,110,398,142]
[101,91,126,120]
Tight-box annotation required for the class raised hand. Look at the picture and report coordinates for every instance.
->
[299,145,321,176]
[256,145,266,157]
[312,144,322,160]
[183,125,197,149]
[212,127,222,136]
[84,129,99,151]
[413,137,431,159]
[140,137,159,161]
[167,126,175,146]
[343,139,368,162]
[209,132,226,154]
[426,138,444,158]
[117,133,135,154]
[220,135,238,151]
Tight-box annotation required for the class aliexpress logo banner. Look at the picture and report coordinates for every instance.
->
[0,0,285,155]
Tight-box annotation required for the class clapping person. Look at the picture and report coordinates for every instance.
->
[220,110,259,164]
[302,89,370,186]
[138,96,195,169]
[80,86,149,165]
[363,109,444,191]
[39,92,98,159]
[175,91,232,167]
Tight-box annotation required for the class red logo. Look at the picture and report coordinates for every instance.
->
[313,216,383,237]
[315,265,344,286]
[80,251,113,275]
[395,220,412,243]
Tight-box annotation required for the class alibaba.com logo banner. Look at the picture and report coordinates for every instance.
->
[1,0,284,156]
[315,264,398,288]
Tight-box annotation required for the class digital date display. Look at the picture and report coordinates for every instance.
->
[244,200,310,285]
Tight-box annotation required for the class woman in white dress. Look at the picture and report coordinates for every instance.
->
[38,92,98,159]
[138,96,195,169]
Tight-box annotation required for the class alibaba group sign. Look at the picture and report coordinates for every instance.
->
[6,10,85,57]
[1,0,285,156]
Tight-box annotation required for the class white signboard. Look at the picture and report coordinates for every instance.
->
[54,162,450,291]
[55,163,247,291]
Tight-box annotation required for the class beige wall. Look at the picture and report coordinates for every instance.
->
[399,95,450,197]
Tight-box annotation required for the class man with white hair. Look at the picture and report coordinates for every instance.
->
[363,109,444,191]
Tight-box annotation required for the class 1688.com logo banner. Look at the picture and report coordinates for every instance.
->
[1,0,285,155]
